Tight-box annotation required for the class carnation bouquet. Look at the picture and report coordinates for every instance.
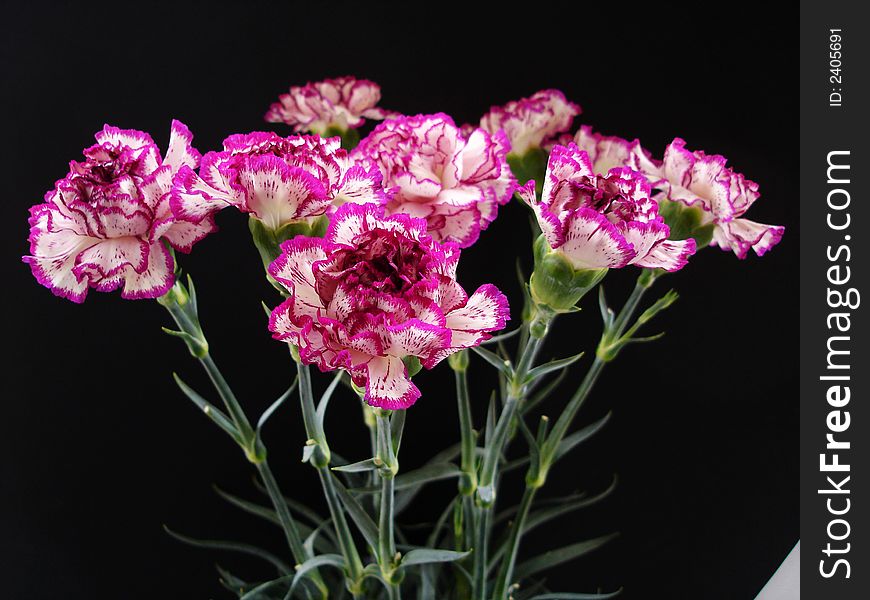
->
[23,77,783,600]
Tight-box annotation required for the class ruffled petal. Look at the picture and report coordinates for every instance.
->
[162,120,201,173]
[559,207,635,270]
[711,218,785,259]
[363,355,421,409]
[633,238,696,271]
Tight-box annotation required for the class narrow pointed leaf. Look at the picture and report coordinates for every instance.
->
[316,371,344,429]
[332,458,380,473]
[391,409,407,454]
[164,525,290,574]
[252,477,325,526]
[214,486,280,526]
[481,326,522,346]
[289,554,346,595]
[239,574,293,600]
[471,345,512,375]
[524,352,585,384]
[172,373,241,442]
[552,412,613,462]
[524,368,568,414]
[400,548,471,568]
[332,476,380,552]
[514,533,618,580]
[257,377,298,432]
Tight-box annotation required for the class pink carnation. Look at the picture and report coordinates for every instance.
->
[518,144,696,271]
[23,121,214,303]
[353,113,516,248]
[641,138,784,258]
[171,132,386,230]
[268,203,510,409]
[479,90,580,156]
[264,76,394,134]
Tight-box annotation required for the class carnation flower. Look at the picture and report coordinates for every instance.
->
[268,203,510,409]
[171,132,386,231]
[23,121,214,303]
[479,90,580,156]
[572,125,658,177]
[521,143,695,270]
[641,138,784,258]
[353,113,515,248]
[264,76,394,135]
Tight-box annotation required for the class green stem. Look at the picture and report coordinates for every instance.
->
[491,484,537,599]
[491,272,655,599]
[319,468,365,593]
[454,368,477,495]
[296,362,364,590]
[375,411,401,599]
[256,459,312,567]
[472,505,491,600]
[161,295,326,597]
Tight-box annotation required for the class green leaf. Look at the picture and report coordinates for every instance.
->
[252,477,325,526]
[480,326,522,346]
[216,564,252,597]
[257,377,298,432]
[524,352,585,384]
[352,462,462,494]
[163,525,291,574]
[172,373,241,443]
[524,478,617,534]
[400,548,471,569]
[288,554,346,596]
[470,345,512,375]
[316,371,344,431]
[214,485,280,526]
[331,476,380,552]
[523,368,568,414]
[551,412,613,463]
[238,575,293,600]
[391,408,407,455]
[514,533,618,580]
[332,458,380,473]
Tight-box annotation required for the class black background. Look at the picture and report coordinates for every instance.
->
[1,2,797,599]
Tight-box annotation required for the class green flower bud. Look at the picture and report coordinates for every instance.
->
[529,235,607,313]
[448,349,469,372]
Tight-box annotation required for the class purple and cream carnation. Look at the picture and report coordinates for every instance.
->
[479,90,580,156]
[353,113,516,248]
[519,144,696,271]
[171,132,387,231]
[268,203,510,409]
[640,138,784,258]
[264,76,395,134]
[23,121,214,303]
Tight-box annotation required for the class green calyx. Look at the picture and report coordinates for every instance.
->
[248,215,329,272]
[507,147,548,193]
[447,349,469,372]
[657,198,715,249]
[529,235,608,313]
[322,125,361,150]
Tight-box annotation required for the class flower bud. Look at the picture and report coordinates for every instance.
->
[529,235,607,312]
[447,349,469,372]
